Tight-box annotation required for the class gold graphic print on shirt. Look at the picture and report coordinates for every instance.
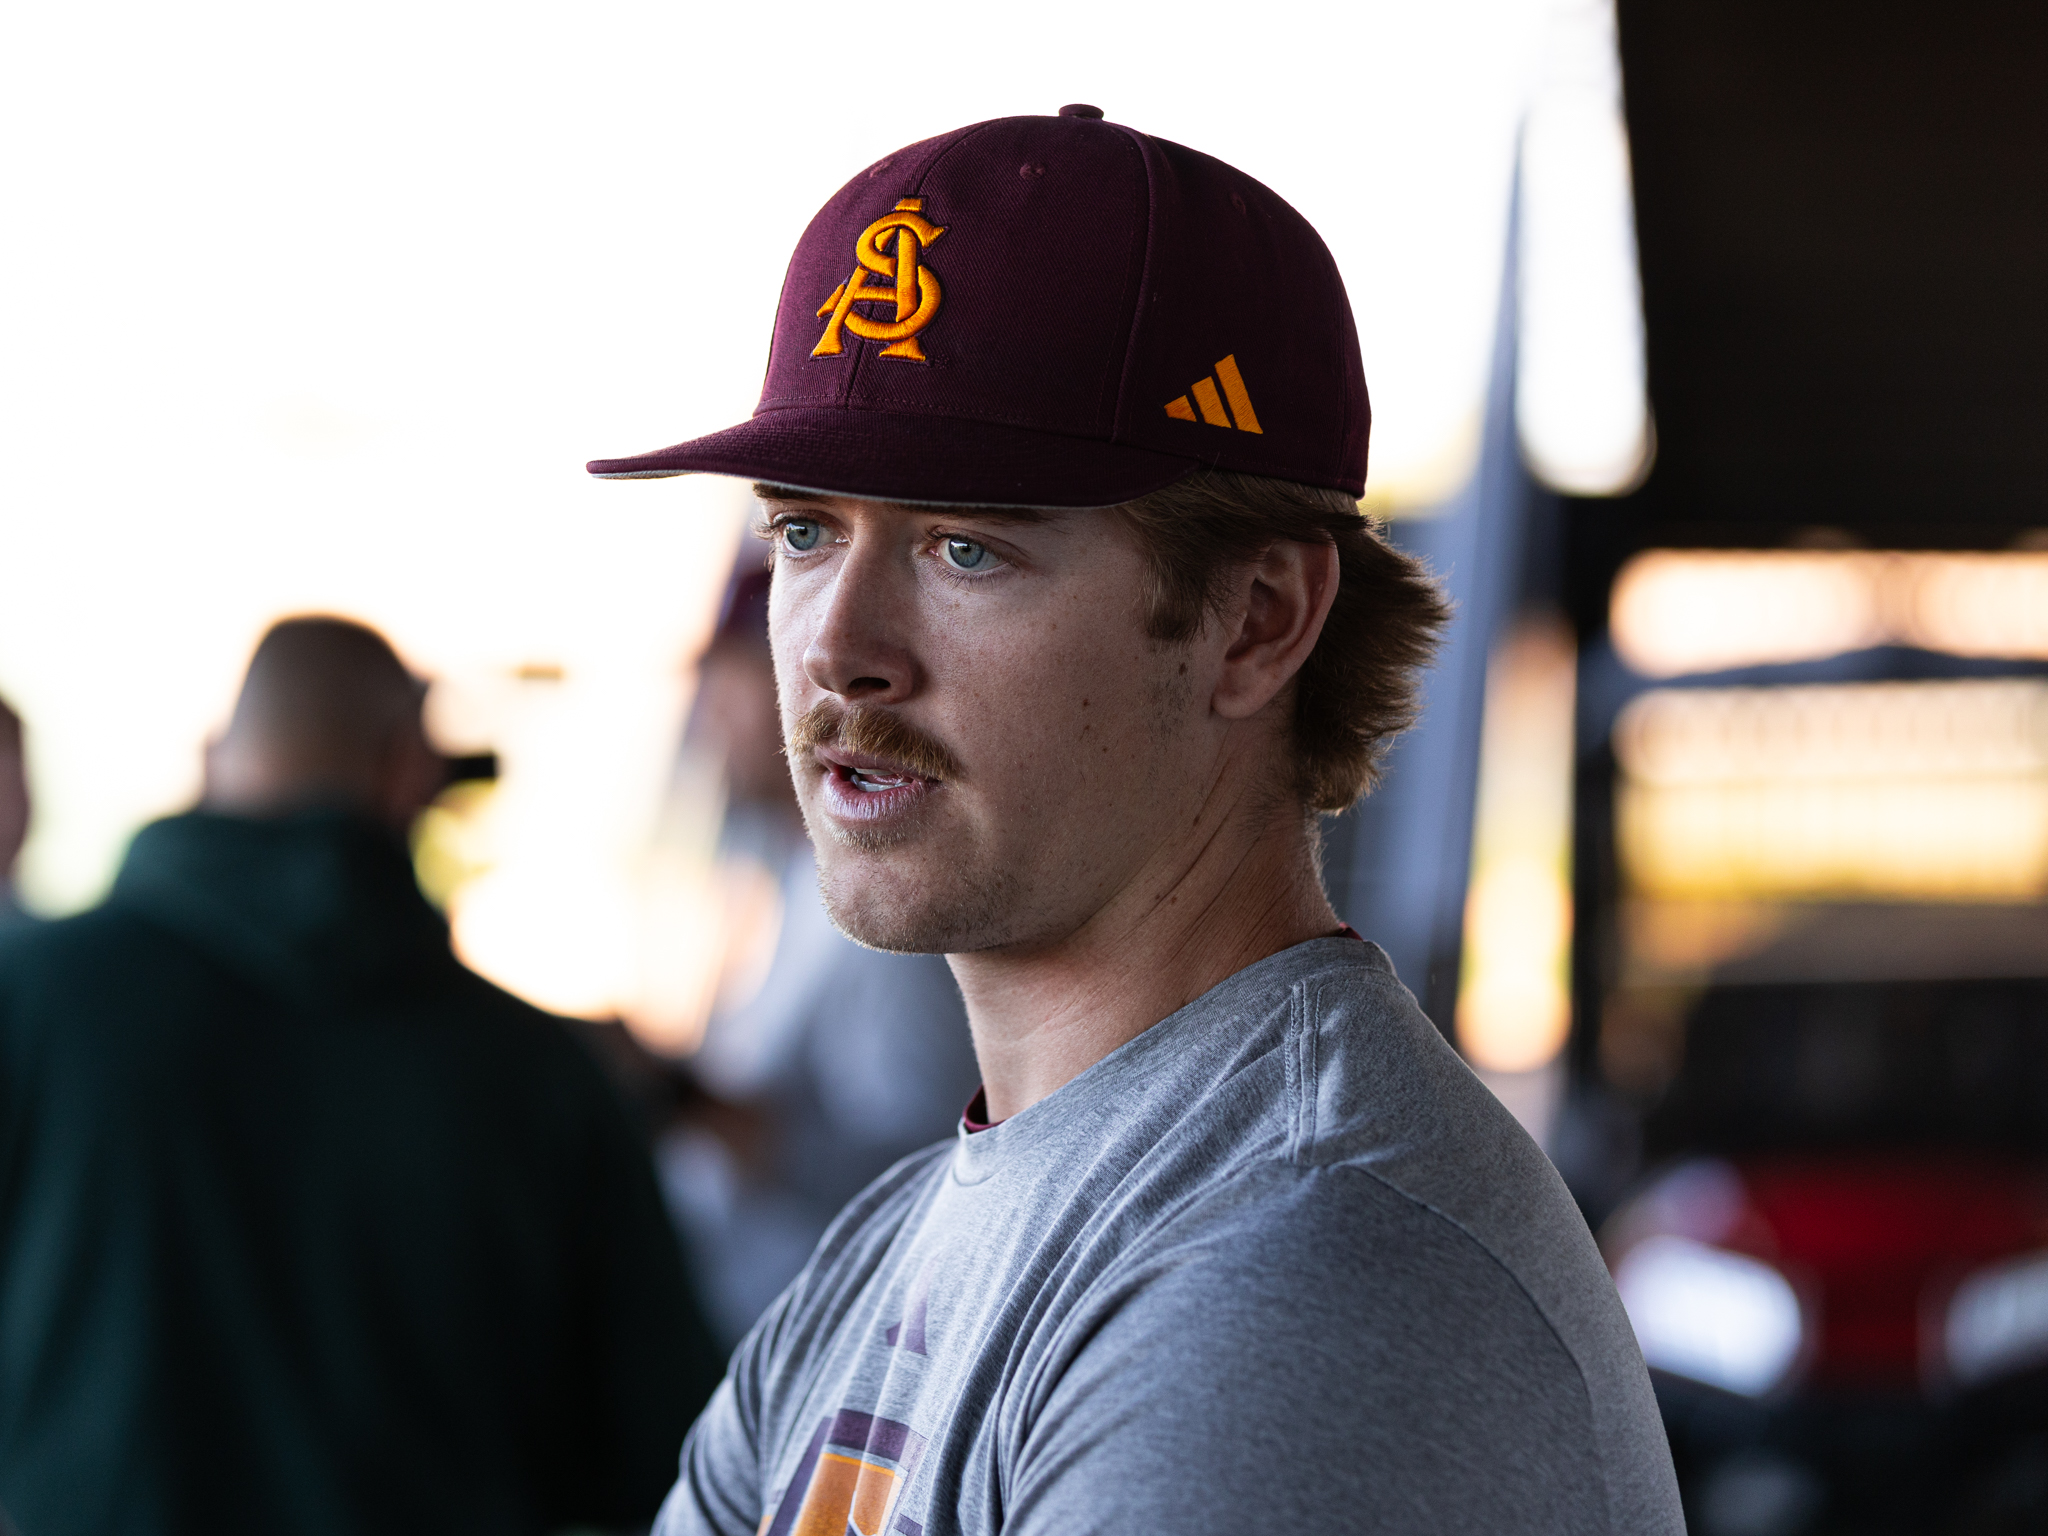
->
[762,1409,928,1536]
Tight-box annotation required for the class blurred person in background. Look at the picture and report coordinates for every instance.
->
[661,566,979,1348]
[0,616,719,1536]
[0,697,30,929]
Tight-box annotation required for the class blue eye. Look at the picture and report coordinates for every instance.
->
[781,520,822,552]
[941,537,992,571]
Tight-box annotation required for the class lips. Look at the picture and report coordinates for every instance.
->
[811,743,939,824]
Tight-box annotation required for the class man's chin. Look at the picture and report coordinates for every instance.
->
[798,783,927,854]
[813,845,1014,956]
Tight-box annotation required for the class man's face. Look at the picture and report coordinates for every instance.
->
[764,494,1216,956]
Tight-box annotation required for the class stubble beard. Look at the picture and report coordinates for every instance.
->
[787,700,1021,955]
[789,643,1197,957]
[808,811,1024,955]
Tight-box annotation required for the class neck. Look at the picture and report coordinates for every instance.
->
[948,797,1338,1122]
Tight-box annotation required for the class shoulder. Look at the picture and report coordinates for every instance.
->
[1186,941,1596,1268]
[1015,941,1680,1531]
[1018,1159,1677,1534]
[1282,951,1642,1385]
[1073,1156,1592,1406]
[1302,951,1675,1504]
[0,905,212,1023]
[1016,1160,1606,1519]
[1189,1154,1617,1427]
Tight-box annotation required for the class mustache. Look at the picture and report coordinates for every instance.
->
[787,701,963,782]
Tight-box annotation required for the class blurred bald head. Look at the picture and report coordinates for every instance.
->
[204,617,444,830]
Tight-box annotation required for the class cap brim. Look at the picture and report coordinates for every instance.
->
[586,407,1200,509]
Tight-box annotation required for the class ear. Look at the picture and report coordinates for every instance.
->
[1211,539,1340,721]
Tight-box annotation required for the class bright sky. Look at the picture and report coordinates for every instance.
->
[0,0,1640,1013]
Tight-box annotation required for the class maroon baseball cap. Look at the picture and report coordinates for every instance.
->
[587,105,1369,508]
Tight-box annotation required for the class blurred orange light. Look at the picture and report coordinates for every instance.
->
[1457,620,1577,1073]
[1611,550,2048,679]
[1610,551,1883,676]
[1899,554,2048,660]
[1615,680,2048,902]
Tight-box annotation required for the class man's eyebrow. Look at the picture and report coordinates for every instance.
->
[751,483,1057,526]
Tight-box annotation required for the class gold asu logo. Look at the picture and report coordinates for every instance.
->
[813,199,946,362]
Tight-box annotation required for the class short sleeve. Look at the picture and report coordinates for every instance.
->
[655,1279,807,1536]
[654,1376,761,1536]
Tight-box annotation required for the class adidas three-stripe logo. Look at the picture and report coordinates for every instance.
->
[1165,354,1263,434]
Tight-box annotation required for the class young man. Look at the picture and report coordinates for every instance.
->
[592,108,1682,1533]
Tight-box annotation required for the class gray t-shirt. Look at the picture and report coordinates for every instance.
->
[658,937,1682,1535]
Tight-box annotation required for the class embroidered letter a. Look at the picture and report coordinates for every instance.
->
[814,199,947,362]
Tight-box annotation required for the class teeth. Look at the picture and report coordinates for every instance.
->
[848,769,911,792]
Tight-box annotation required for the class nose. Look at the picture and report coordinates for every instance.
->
[794,534,921,705]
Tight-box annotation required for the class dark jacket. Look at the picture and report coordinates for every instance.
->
[0,811,719,1535]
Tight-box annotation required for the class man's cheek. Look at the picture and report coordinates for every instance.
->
[990,695,1118,799]
[769,625,810,703]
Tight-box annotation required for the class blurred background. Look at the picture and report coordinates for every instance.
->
[4,0,2045,1531]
